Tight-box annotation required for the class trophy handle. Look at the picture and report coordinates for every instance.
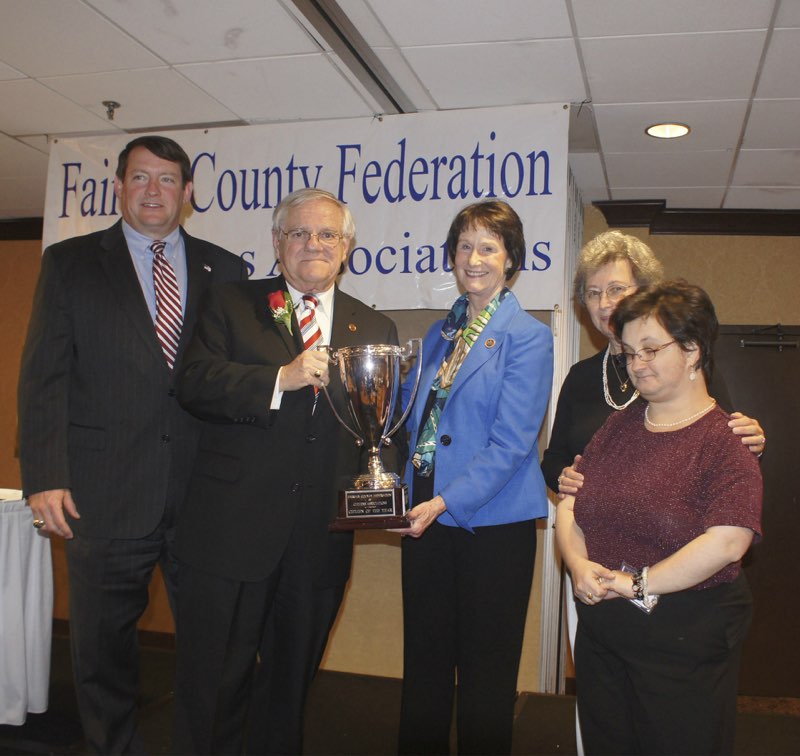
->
[318,346,364,446]
[383,337,423,444]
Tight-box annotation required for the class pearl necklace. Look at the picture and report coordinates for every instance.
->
[602,346,639,411]
[645,398,717,428]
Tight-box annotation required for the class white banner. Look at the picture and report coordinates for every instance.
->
[44,104,568,310]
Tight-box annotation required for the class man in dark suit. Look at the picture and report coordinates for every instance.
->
[172,188,402,755]
[18,135,247,754]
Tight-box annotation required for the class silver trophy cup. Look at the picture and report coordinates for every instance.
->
[321,339,422,530]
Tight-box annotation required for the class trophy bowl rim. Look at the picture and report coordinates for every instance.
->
[334,343,403,358]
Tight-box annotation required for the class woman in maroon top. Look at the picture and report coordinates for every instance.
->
[556,281,762,755]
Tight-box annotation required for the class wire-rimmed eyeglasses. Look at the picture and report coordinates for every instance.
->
[280,228,344,247]
[620,340,676,365]
[584,283,636,305]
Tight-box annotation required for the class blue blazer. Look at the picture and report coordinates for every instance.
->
[402,291,553,532]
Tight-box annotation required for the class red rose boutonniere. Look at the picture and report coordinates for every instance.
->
[268,290,294,334]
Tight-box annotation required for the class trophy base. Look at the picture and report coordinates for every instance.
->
[329,485,410,531]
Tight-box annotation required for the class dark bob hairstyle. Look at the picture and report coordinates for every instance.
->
[610,279,719,383]
[445,200,525,280]
[115,135,193,187]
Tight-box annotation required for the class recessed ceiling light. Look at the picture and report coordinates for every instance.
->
[646,122,690,139]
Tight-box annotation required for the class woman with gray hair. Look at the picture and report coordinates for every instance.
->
[542,230,764,498]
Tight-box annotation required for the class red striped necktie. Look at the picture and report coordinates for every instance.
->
[151,240,183,369]
[299,295,323,402]
[299,295,323,350]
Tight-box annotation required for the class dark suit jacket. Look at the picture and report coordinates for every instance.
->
[18,219,247,539]
[174,275,401,587]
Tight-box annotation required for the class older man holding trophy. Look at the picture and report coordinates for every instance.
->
[172,188,405,755]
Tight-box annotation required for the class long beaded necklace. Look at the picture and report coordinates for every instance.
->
[602,346,639,411]
[608,349,630,392]
[645,398,717,428]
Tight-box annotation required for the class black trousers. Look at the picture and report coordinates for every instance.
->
[172,520,345,755]
[575,572,752,756]
[398,519,537,756]
[65,514,179,755]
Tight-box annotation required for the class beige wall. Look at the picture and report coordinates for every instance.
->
[3,207,798,685]
[579,206,800,357]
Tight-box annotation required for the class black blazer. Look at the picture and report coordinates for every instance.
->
[18,219,247,538]
[174,275,401,586]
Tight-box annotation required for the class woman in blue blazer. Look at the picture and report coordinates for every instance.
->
[397,200,554,755]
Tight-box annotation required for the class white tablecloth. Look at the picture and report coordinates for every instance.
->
[0,490,53,725]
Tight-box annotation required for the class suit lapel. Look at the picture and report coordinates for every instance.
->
[99,221,167,367]
[179,232,212,365]
[261,275,302,358]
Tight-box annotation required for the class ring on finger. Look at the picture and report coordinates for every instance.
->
[32,518,45,529]
[314,369,322,378]
[586,592,593,601]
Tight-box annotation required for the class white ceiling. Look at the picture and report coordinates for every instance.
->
[1,0,799,220]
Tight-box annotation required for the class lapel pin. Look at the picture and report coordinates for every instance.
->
[203,263,212,272]
[348,323,357,332]
[485,338,496,348]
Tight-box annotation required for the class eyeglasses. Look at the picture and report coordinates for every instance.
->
[620,340,676,365]
[280,228,345,247]
[584,283,636,305]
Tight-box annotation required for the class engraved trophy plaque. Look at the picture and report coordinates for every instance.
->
[321,339,422,531]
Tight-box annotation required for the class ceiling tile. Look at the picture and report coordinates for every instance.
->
[775,2,800,27]
[582,31,766,104]
[40,68,240,129]
[402,39,585,110]
[594,100,748,152]
[0,0,159,77]
[336,0,395,46]
[17,135,51,154]
[0,61,25,81]
[86,0,317,63]
[0,79,121,136]
[573,0,773,36]
[365,0,571,46]
[756,28,800,99]
[732,149,800,187]
[744,100,800,149]
[0,133,49,176]
[371,48,437,111]
[176,56,374,122]
[605,150,733,187]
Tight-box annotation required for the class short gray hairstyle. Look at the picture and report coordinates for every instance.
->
[272,188,356,252]
[573,230,664,305]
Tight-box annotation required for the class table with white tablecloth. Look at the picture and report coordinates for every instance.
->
[0,489,53,726]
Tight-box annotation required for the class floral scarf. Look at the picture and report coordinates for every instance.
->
[411,288,509,477]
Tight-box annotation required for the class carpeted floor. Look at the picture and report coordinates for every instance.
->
[1,634,798,755]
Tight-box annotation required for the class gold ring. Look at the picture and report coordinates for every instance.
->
[32,519,45,529]
[586,593,593,601]
[314,369,322,378]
